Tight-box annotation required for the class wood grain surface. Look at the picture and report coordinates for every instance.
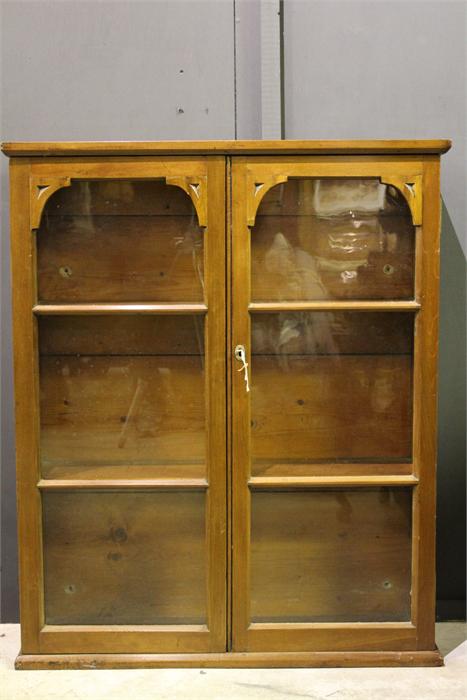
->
[5,144,445,665]
[250,489,412,623]
[2,139,452,156]
[43,491,207,625]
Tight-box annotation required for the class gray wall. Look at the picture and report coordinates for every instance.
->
[284,0,466,617]
[1,0,465,621]
[0,0,238,623]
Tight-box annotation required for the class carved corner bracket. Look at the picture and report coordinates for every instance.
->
[380,175,423,226]
[165,175,207,227]
[30,176,72,229]
[246,173,289,226]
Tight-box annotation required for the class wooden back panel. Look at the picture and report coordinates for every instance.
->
[252,179,415,302]
[37,180,204,302]
[251,488,412,622]
[39,315,206,473]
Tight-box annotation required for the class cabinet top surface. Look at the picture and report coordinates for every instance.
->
[1,139,451,157]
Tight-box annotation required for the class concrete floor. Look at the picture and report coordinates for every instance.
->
[1,623,465,699]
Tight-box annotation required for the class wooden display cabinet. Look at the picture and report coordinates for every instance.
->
[2,139,451,669]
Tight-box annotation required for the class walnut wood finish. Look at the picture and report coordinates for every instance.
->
[231,152,444,659]
[33,303,208,314]
[250,489,412,623]
[37,216,204,303]
[251,355,413,462]
[43,491,207,625]
[15,649,443,669]
[250,311,414,465]
[4,141,446,668]
[39,315,206,475]
[8,154,227,657]
[2,139,451,156]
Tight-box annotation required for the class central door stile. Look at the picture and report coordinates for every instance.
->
[226,155,233,653]
[203,156,229,652]
[231,158,252,651]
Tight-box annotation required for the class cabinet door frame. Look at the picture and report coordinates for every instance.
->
[230,155,440,653]
[11,155,227,654]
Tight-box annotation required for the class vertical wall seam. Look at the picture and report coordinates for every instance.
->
[279,0,285,139]
[233,1,238,140]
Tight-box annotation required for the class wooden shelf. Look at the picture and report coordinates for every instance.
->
[249,475,419,489]
[33,302,208,315]
[249,301,421,313]
[38,478,208,491]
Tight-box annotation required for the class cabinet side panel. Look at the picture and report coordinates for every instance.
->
[412,157,441,649]
[9,158,43,651]
[231,158,252,650]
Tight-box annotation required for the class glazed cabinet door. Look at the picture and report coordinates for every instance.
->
[231,156,440,653]
[11,157,227,654]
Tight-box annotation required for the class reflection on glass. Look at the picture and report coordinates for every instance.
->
[251,488,412,623]
[39,315,205,477]
[251,313,413,473]
[43,491,206,624]
[37,180,204,302]
[251,178,414,301]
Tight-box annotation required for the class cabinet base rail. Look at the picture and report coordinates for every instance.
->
[16,648,443,670]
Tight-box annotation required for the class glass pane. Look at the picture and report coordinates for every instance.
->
[251,488,412,623]
[37,180,203,302]
[251,312,413,474]
[43,491,206,624]
[39,315,205,477]
[251,178,414,301]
